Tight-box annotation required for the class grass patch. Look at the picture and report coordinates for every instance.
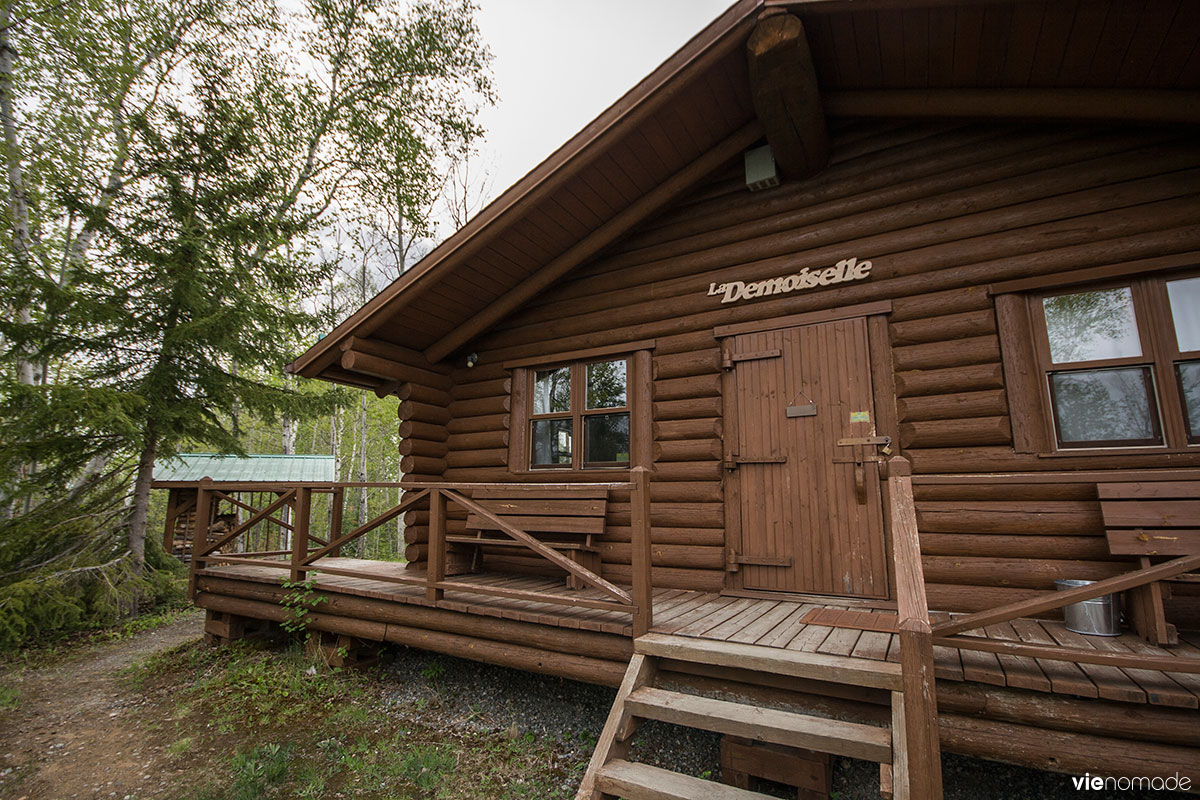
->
[0,683,18,709]
[130,637,583,799]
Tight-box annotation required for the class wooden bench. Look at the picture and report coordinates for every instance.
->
[1099,480,1200,646]
[446,485,609,590]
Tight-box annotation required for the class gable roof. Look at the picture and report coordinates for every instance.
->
[290,0,1200,391]
[152,453,336,485]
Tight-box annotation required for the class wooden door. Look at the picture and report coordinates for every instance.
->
[727,317,889,598]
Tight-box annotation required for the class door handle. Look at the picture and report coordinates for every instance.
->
[854,462,866,504]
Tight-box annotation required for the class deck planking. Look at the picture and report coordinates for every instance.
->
[197,557,1200,708]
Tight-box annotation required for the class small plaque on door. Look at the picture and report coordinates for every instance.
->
[849,410,871,423]
[786,404,817,418]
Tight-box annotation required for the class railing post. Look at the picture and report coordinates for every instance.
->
[887,455,943,800]
[631,466,653,637]
[426,488,445,603]
[290,486,312,583]
[187,478,213,599]
[329,486,345,557]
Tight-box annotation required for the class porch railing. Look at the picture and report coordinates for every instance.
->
[886,456,943,799]
[186,467,655,636]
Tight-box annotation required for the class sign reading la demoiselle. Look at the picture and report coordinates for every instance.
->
[707,257,873,304]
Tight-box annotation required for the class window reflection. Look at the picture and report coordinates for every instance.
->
[1167,277,1200,353]
[533,367,570,414]
[1050,367,1160,446]
[1043,288,1141,364]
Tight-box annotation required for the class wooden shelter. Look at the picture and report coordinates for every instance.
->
[189,1,1200,796]
[153,454,336,559]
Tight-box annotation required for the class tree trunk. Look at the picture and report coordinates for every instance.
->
[0,6,38,387]
[128,424,159,575]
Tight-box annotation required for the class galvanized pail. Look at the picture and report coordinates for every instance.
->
[1054,579,1120,636]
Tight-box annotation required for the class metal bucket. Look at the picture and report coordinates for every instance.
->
[1055,579,1120,636]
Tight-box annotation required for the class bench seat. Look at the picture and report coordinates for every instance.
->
[460,485,610,589]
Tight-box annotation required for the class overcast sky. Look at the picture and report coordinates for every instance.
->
[470,0,733,201]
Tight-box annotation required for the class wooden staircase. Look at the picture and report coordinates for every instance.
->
[577,632,937,800]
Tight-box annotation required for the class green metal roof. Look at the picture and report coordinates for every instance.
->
[153,453,336,483]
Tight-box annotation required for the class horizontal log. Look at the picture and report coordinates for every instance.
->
[395,382,451,405]
[444,448,508,469]
[649,481,723,503]
[921,555,1124,589]
[398,420,450,443]
[398,400,451,426]
[908,447,1200,474]
[602,563,725,593]
[652,460,724,481]
[654,397,722,421]
[653,374,722,402]
[398,438,449,458]
[889,286,993,323]
[936,682,1200,748]
[893,363,1006,398]
[913,483,1096,502]
[653,418,722,441]
[447,413,510,434]
[340,349,451,390]
[446,429,510,451]
[448,395,510,418]
[653,349,721,380]
[892,335,1002,372]
[897,389,1008,422]
[597,542,725,570]
[925,583,1048,614]
[900,415,1012,448]
[602,525,726,547]
[889,309,995,346]
[451,377,511,401]
[400,455,447,476]
[919,533,1111,560]
[653,439,723,463]
[937,713,1200,781]
[916,501,1104,534]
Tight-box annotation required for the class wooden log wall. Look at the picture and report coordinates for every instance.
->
[394,120,1200,607]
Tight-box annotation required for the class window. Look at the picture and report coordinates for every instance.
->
[529,358,630,469]
[1031,272,1200,450]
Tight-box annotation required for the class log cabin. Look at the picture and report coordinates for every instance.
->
[184,0,1200,796]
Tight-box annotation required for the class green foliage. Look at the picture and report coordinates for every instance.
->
[279,575,327,634]
[0,683,19,709]
[401,742,457,793]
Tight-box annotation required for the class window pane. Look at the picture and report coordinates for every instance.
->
[533,366,571,414]
[531,418,573,466]
[1050,367,1160,447]
[586,360,627,409]
[1043,287,1141,363]
[584,413,630,465]
[1167,277,1200,353]
[1177,361,1200,442]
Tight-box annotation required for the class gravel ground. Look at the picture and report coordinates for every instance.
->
[375,644,1179,800]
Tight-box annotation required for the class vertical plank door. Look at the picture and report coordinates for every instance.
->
[731,317,889,598]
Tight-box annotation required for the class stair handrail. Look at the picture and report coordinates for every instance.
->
[886,455,943,799]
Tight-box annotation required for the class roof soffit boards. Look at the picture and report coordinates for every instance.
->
[292,0,1200,391]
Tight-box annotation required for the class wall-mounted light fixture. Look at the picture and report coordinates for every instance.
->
[466,352,479,368]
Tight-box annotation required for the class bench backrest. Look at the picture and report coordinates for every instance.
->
[1099,481,1200,557]
[465,485,609,539]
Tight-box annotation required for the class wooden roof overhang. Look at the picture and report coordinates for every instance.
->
[289,0,1200,393]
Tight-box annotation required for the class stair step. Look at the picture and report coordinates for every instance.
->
[635,632,902,690]
[625,686,893,763]
[596,759,773,800]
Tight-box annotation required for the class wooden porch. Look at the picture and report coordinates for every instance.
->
[196,558,1200,709]
[179,462,1200,797]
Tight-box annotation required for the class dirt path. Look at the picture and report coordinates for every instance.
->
[0,610,205,800]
